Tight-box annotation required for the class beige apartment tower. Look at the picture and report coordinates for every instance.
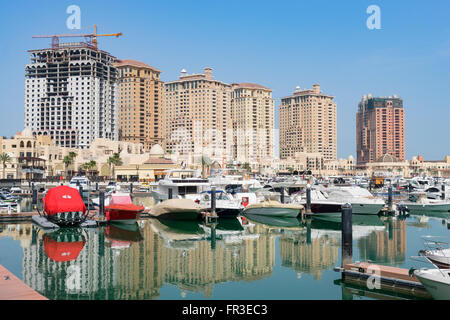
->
[115,59,164,152]
[231,83,275,164]
[279,84,337,160]
[164,68,233,163]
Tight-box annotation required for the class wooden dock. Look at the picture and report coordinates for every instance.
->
[0,265,47,300]
[335,261,432,299]
[0,212,38,222]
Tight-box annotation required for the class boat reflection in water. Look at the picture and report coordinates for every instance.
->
[43,228,86,262]
[104,222,143,251]
[14,210,406,299]
[407,211,450,229]
[244,214,303,228]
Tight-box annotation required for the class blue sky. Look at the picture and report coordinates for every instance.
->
[0,0,449,159]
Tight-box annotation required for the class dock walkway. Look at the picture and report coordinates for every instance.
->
[0,265,47,300]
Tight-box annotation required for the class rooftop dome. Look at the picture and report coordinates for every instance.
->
[376,153,398,163]
[20,127,33,138]
[149,144,164,157]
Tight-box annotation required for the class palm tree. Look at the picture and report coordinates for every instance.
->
[0,153,11,179]
[107,153,123,179]
[68,152,77,160]
[82,160,97,177]
[63,155,74,179]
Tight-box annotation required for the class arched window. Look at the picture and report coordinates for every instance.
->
[27,141,32,148]
[20,141,24,148]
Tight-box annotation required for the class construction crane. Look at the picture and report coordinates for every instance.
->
[32,25,123,50]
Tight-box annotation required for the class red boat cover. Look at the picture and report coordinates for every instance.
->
[44,236,86,262]
[43,186,87,216]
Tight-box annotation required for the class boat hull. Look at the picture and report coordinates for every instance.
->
[310,203,382,215]
[243,207,300,218]
[212,208,241,218]
[105,209,141,224]
[415,269,450,300]
[153,211,201,221]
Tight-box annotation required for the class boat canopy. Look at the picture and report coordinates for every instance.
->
[110,194,133,206]
[43,186,86,216]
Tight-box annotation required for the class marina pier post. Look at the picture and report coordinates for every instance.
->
[306,184,312,214]
[32,188,38,206]
[387,185,393,212]
[341,203,352,267]
[442,184,446,200]
[99,191,105,217]
[130,183,133,194]
[280,187,285,204]
[211,186,216,216]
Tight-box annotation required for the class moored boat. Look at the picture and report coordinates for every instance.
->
[399,195,450,214]
[149,198,204,220]
[195,190,243,218]
[105,193,144,224]
[42,185,88,227]
[414,268,450,300]
[242,199,303,218]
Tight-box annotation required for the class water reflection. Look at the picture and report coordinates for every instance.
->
[357,218,406,264]
[1,212,409,300]
[43,229,86,262]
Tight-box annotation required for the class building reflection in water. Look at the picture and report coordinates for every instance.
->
[278,224,339,280]
[16,218,276,299]
[357,218,407,264]
[5,214,407,300]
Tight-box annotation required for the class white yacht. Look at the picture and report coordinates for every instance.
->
[325,187,385,215]
[208,174,261,206]
[292,186,384,215]
[408,176,434,191]
[68,176,90,192]
[414,268,450,300]
[399,194,450,213]
[151,169,210,202]
[194,190,243,218]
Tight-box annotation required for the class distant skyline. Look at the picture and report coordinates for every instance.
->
[0,0,449,160]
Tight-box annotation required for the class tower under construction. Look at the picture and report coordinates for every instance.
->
[25,30,120,148]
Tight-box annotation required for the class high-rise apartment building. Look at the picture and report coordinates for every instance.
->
[356,94,405,164]
[24,43,118,149]
[115,59,164,151]
[279,84,337,161]
[164,68,232,163]
[231,83,275,164]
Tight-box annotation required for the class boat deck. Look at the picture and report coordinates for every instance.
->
[336,262,432,299]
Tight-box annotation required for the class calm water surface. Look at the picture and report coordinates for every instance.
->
[0,211,449,300]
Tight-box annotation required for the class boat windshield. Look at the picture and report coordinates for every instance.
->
[202,192,230,201]
[169,171,198,179]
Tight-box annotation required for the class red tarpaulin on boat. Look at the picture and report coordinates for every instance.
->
[43,186,86,216]
[44,236,86,262]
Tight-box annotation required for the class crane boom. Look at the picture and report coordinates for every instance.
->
[32,25,122,49]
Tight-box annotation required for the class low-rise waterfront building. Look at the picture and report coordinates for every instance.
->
[0,128,177,180]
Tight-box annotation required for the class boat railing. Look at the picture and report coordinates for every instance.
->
[410,255,450,279]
